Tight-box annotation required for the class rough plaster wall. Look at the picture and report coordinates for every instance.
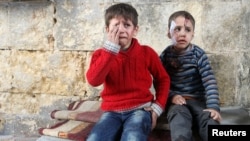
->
[0,0,249,136]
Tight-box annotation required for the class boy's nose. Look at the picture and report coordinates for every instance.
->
[179,29,186,36]
[118,24,125,32]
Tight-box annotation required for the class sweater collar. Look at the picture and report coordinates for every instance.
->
[119,38,139,55]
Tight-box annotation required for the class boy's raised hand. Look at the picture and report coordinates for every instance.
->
[107,26,120,45]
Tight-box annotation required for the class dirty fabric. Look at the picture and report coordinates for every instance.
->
[38,100,171,141]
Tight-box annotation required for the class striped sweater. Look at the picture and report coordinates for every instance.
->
[160,44,220,112]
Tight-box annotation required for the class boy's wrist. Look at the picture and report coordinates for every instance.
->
[103,40,121,54]
[151,103,163,117]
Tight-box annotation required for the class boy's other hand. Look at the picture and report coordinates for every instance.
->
[144,107,158,130]
[203,108,222,122]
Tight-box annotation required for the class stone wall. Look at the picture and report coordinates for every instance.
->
[0,0,249,137]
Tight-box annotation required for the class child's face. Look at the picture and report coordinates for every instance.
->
[168,16,194,50]
[106,16,138,49]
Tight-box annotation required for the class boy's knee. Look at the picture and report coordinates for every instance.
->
[167,105,191,119]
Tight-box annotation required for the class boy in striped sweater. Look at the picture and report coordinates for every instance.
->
[160,10,221,141]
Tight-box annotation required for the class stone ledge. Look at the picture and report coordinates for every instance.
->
[1,106,249,141]
[0,135,39,141]
[220,106,250,125]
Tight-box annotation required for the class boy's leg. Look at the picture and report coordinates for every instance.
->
[86,112,122,141]
[196,111,219,141]
[187,100,220,141]
[120,109,152,141]
[167,105,193,141]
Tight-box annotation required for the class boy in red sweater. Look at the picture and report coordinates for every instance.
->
[86,3,170,141]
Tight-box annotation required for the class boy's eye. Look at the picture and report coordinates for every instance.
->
[185,28,191,32]
[124,23,131,28]
[175,27,181,32]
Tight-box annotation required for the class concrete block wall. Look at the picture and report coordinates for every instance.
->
[0,0,249,137]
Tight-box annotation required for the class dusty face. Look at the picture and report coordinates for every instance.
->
[106,17,138,49]
[168,16,194,51]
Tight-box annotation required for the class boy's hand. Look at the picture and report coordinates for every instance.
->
[172,95,186,105]
[203,108,222,122]
[144,107,158,130]
[151,111,158,130]
[107,26,120,45]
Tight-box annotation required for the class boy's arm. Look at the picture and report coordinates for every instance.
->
[198,53,220,112]
[147,47,170,116]
[86,41,120,87]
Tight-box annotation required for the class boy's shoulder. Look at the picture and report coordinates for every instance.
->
[160,44,206,57]
[141,45,155,51]
[162,45,172,51]
[192,44,206,53]
[192,44,203,50]
[138,42,157,53]
[132,38,154,51]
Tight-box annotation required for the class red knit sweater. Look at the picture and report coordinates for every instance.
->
[86,38,170,113]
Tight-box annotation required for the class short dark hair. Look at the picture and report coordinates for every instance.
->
[104,3,138,27]
[168,10,195,30]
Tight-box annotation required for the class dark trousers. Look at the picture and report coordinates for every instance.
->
[167,99,219,141]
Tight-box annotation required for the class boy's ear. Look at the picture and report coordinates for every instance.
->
[133,26,139,36]
[105,26,109,33]
[167,31,171,39]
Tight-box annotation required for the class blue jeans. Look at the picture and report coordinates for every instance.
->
[86,109,152,141]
